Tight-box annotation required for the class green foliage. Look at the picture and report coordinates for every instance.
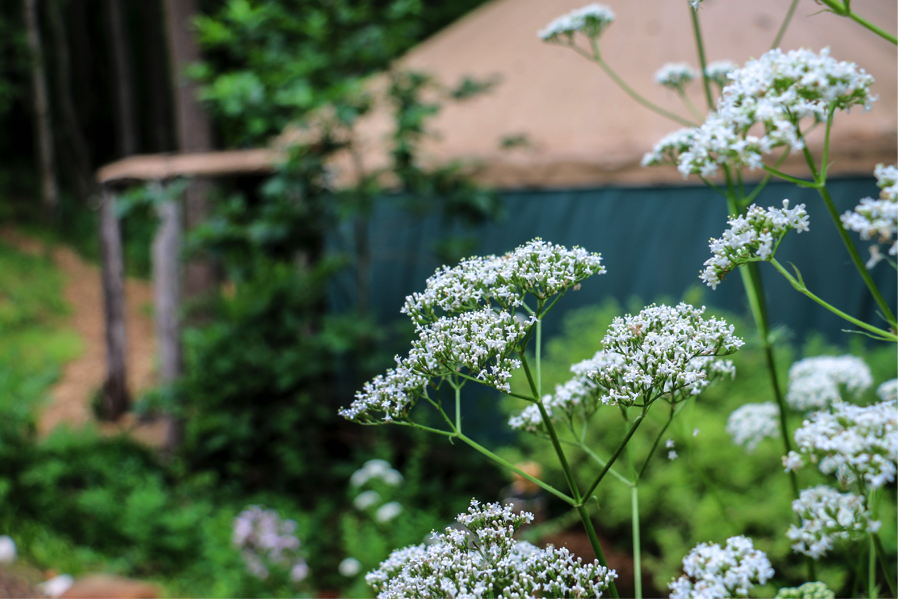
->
[499,294,897,593]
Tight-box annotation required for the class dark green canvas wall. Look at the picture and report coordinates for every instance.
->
[332,177,896,346]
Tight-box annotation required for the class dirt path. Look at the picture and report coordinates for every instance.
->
[0,228,166,447]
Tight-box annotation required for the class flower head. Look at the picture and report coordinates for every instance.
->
[727,402,781,453]
[877,378,898,402]
[669,535,774,599]
[786,355,873,411]
[538,4,615,42]
[642,128,697,168]
[787,486,880,559]
[588,303,742,406]
[339,360,428,424]
[233,506,307,582]
[841,164,897,266]
[784,400,897,489]
[367,500,617,598]
[705,60,737,87]
[701,200,809,289]
[655,63,699,90]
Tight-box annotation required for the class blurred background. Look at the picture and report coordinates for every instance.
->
[0,0,894,596]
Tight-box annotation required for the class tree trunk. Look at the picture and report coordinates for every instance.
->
[103,0,140,157]
[100,185,129,420]
[24,0,59,217]
[162,0,217,300]
[46,0,94,203]
[141,0,175,153]
[151,182,183,451]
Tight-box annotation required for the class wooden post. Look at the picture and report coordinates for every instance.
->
[151,181,184,450]
[99,185,129,419]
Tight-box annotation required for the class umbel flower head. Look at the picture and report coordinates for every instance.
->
[645,48,876,178]
[727,402,781,453]
[783,400,898,490]
[787,486,880,559]
[232,506,308,582]
[669,535,774,599]
[705,60,737,88]
[841,163,897,267]
[588,303,742,407]
[655,63,699,90]
[785,355,873,411]
[538,4,616,43]
[701,200,809,290]
[367,500,617,599]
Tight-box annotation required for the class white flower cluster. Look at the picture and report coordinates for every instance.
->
[367,500,617,598]
[701,200,810,289]
[784,400,898,489]
[727,402,781,453]
[705,60,737,87]
[785,355,873,411]
[787,486,880,559]
[232,506,308,582]
[339,361,428,423]
[589,303,742,406]
[774,581,835,599]
[878,378,898,402]
[538,4,616,42]
[343,240,605,424]
[351,459,405,487]
[402,239,605,326]
[409,309,526,392]
[508,350,623,433]
[841,164,897,266]
[645,48,876,178]
[655,63,699,90]
[641,128,697,168]
[669,535,774,599]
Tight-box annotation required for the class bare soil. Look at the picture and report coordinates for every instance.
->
[0,228,165,447]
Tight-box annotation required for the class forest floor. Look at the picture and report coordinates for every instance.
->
[0,227,165,447]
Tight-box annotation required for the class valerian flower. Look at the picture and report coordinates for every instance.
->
[705,60,737,87]
[787,486,880,559]
[775,581,835,599]
[841,164,897,266]
[588,303,742,407]
[669,535,774,599]
[727,402,781,453]
[784,400,898,490]
[655,63,699,90]
[785,355,873,411]
[233,506,307,582]
[538,4,616,43]
[367,500,617,599]
[700,200,809,289]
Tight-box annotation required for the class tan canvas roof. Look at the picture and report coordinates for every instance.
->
[339,0,897,188]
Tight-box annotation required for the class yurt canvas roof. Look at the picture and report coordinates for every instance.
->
[340,0,897,188]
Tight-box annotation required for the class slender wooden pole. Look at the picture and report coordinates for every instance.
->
[151,181,184,450]
[99,185,129,420]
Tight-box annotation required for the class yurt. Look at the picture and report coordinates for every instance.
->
[329,0,897,342]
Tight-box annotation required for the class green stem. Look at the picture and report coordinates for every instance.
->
[743,148,791,205]
[519,353,539,399]
[576,504,621,599]
[456,432,576,505]
[394,421,456,437]
[631,484,642,599]
[873,532,897,597]
[869,535,877,599]
[771,0,801,49]
[454,382,462,433]
[583,410,647,500]
[816,0,898,44]
[689,5,714,110]
[538,403,583,504]
[536,319,542,396]
[573,440,632,485]
[506,390,540,403]
[769,259,898,341]
[637,407,675,482]
[762,165,818,188]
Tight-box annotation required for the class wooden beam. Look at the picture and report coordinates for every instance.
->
[99,185,129,420]
[96,149,282,185]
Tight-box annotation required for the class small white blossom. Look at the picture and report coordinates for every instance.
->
[787,486,880,559]
[375,502,404,523]
[669,535,774,599]
[786,400,898,490]
[340,557,363,577]
[655,63,699,90]
[368,500,617,598]
[350,459,405,487]
[642,128,697,168]
[656,48,875,178]
[693,428,700,437]
[786,355,873,411]
[0,536,15,563]
[354,490,382,510]
[666,438,676,449]
[705,60,738,87]
[727,402,781,453]
[877,379,898,402]
[701,200,809,289]
[339,361,428,424]
[841,164,898,265]
[668,450,679,461]
[589,303,743,406]
[775,581,835,599]
[538,4,615,42]
[233,506,307,582]
[689,0,703,9]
